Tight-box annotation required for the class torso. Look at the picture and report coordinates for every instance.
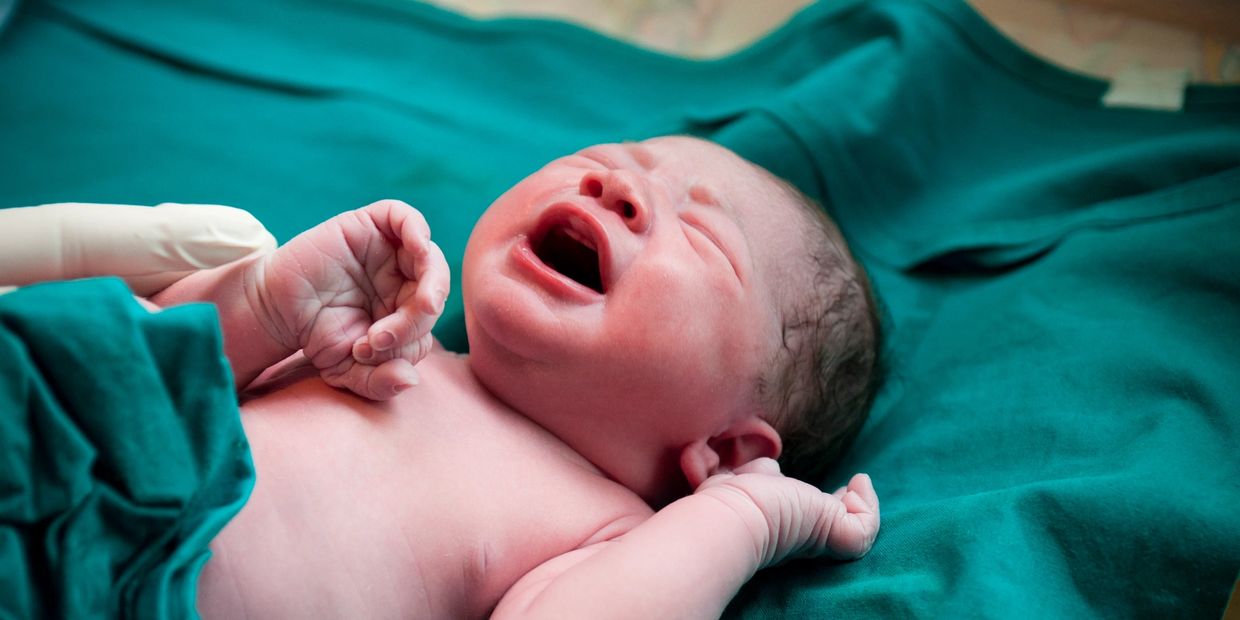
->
[195,351,652,619]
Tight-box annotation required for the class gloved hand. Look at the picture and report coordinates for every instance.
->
[0,202,277,295]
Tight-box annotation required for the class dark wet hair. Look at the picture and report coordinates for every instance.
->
[756,177,883,484]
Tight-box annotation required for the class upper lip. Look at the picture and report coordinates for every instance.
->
[529,202,614,294]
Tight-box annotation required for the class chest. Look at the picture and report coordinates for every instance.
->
[198,357,646,619]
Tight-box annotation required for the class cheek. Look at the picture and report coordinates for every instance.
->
[605,273,736,386]
[617,267,770,405]
[621,256,742,341]
[470,166,572,233]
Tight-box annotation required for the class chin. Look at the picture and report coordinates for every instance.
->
[466,282,600,373]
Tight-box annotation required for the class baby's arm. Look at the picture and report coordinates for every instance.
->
[493,460,879,619]
[151,253,292,391]
[153,200,449,400]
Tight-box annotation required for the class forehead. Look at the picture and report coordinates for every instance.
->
[637,136,756,185]
[638,136,793,215]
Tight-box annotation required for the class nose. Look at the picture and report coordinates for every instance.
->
[579,170,651,234]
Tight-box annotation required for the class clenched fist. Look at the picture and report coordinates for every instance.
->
[696,459,880,568]
[246,200,450,400]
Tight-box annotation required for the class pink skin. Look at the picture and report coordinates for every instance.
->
[247,203,451,399]
[156,201,452,401]
[463,136,803,504]
[494,459,879,618]
[158,137,879,617]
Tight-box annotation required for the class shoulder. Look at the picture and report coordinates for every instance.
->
[490,491,651,618]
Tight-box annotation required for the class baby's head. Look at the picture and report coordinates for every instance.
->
[462,136,880,504]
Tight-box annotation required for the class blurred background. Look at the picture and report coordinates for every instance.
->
[426,0,1239,83]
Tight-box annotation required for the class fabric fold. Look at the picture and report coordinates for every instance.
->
[0,278,254,619]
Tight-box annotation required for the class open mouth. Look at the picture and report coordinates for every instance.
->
[531,215,606,294]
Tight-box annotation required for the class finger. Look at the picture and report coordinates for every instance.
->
[304,305,373,368]
[824,497,880,560]
[410,240,450,318]
[365,199,431,252]
[323,357,420,401]
[405,332,436,364]
[366,287,421,353]
[359,202,449,351]
[369,358,422,397]
[358,199,437,283]
[367,281,443,354]
[375,204,448,311]
[355,330,434,369]
[842,490,872,516]
[732,457,781,476]
[353,199,431,279]
[848,473,879,512]
[353,337,378,363]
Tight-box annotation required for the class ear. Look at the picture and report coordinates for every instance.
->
[679,417,782,490]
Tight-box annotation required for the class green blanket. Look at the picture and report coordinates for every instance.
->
[0,279,253,618]
[1,0,1237,616]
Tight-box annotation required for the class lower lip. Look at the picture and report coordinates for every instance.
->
[510,237,603,304]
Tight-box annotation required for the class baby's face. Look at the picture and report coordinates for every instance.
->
[462,136,802,503]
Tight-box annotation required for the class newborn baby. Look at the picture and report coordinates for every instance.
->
[155,136,882,618]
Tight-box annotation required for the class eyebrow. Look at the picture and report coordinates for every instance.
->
[623,143,657,170]
[688,184,720,207]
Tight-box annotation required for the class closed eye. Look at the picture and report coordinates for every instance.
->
[680,215,742,283]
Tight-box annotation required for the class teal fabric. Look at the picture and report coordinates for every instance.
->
[1,0,1237,616]
[0,279,254,618]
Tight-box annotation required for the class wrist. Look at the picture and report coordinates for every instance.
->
[237,253,297,351]
[230,255,300,384]
[153,254,295,389]
[691,487,773,570]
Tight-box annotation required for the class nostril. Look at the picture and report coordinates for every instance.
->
[583,179,604,198]
[617,200,636,219]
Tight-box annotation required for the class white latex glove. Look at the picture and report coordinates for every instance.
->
[0,202,277,296]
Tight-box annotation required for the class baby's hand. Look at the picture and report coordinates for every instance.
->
[695,459,879,568]
[249,200,449,400]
